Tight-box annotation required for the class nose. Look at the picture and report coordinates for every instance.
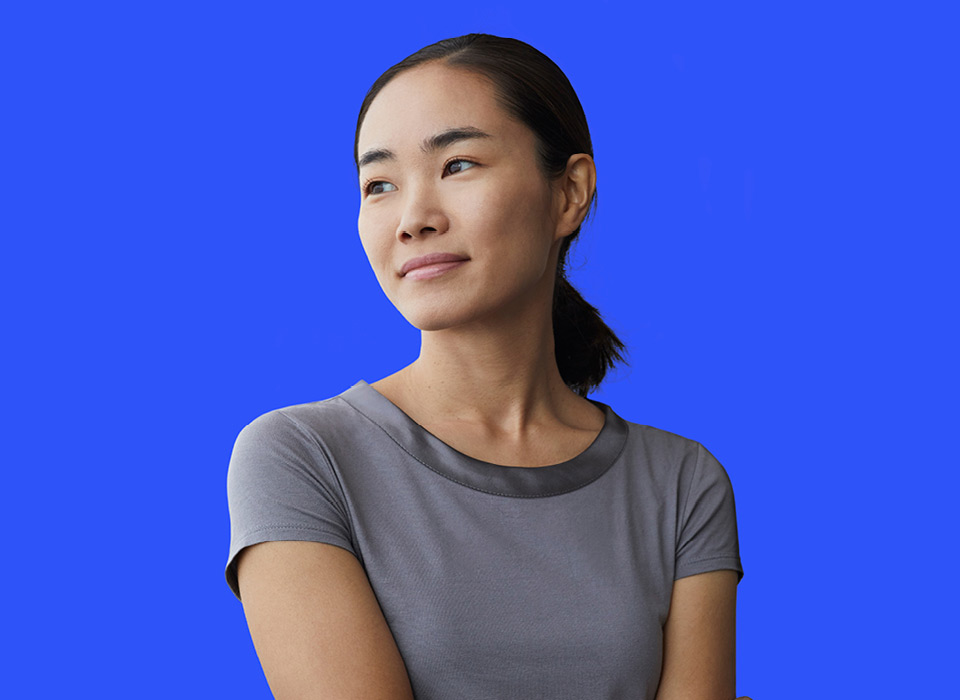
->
[395,184,449,241]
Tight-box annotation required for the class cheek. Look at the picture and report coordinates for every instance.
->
[469,180,541,232]
[469,180,553,255]
[357,209,392,269]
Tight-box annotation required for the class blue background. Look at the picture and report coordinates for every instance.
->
[4,1,957,697]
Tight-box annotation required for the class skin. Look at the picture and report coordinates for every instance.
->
[356,60,604,466]
[353,60,750,700]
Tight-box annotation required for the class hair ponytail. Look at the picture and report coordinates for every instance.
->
[355,33,629,396]
[553,262,627,398]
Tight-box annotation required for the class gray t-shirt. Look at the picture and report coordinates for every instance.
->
[225,380,743,700]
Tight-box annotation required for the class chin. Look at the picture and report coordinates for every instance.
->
[401,309,472,333]
[397,297,492,332]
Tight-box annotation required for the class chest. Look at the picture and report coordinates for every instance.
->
[350,486,669,699]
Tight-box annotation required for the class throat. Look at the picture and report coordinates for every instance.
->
[408,409,604,468]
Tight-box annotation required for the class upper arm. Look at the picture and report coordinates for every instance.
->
[236,540,415,700]
[655,569,739,700]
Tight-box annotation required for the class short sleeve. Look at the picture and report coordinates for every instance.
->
[224,409,357,601]
[674,442,744,583]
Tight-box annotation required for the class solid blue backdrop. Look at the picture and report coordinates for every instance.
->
[3,1,956,697]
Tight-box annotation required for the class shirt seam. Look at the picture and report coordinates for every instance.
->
[677,554,741,565]
[338,396,623,499]
[676,442,704,551]
[238,524,350,537]
[267,409,363,559]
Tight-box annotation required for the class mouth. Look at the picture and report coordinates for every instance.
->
[403,259,468,281]
[400,252,470,277]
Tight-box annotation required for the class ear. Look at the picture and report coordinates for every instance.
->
[553,153,596,241]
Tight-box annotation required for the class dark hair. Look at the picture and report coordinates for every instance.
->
[354,33,627,397]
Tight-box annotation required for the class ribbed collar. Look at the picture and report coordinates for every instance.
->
[338,380,628,498]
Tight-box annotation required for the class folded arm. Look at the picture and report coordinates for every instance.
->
[654,569,743,700]
[237,540,415,700]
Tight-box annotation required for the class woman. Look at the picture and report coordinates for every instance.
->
[226,34,748,700]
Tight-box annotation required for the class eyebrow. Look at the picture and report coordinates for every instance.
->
[357,126,493,170]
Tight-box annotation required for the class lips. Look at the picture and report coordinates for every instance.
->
[400,252,470,277]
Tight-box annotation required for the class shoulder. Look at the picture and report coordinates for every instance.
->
[236,393,366,448]
[614,416,733,487]
[619,417,704,463]
[225,394,373,506]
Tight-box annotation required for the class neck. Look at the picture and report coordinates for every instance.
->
[384,277,589,437]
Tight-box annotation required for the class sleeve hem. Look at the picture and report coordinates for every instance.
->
[675,554,744,584]
[224,528,358,602]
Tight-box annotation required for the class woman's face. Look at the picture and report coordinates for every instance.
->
[356,62,566,332]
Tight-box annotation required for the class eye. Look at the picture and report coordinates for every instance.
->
[363,180,397,196]
[444,158,478,176]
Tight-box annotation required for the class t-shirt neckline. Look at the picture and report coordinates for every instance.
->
[338,379,629,498]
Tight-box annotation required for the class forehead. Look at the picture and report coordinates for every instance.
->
[358,63,527,155]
